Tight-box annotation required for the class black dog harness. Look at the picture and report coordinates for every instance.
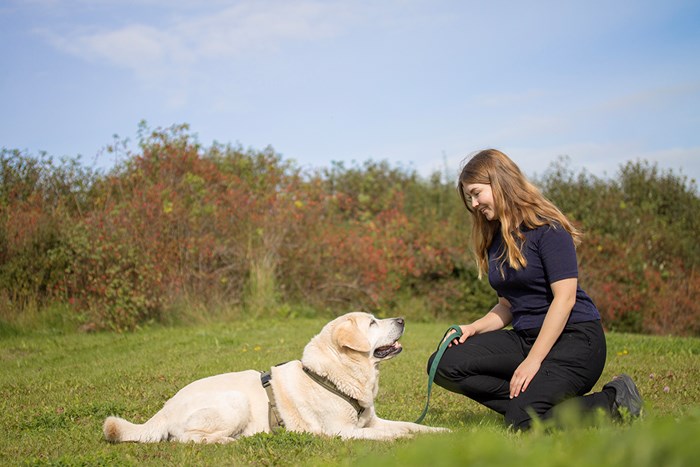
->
[260,364,365,432]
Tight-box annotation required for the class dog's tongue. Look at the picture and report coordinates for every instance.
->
[378,342,401,351]
[374,341,403,358]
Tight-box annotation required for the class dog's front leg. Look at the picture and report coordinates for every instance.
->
[336,426,414,440]
[368,416,449,435]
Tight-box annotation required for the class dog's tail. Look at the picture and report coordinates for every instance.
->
[103,415,169,443]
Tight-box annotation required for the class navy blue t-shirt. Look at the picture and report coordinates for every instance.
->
[488,224,600,331]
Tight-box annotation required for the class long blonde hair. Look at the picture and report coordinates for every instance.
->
[457,149,581,278]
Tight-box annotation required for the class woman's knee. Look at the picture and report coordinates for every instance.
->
[426,351,463,393]
[426,352,437,375]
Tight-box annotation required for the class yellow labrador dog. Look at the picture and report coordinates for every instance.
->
[103,312,447,442]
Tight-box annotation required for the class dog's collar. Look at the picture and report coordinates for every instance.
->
[301,365,365,418]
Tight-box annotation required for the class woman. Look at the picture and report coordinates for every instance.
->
[428,149,642,430]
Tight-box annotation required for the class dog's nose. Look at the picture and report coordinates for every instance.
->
[396,318,404,327]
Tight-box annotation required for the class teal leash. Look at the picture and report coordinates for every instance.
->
[415,325,463,424]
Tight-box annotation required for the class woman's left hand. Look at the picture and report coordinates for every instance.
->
[510,357,541,399]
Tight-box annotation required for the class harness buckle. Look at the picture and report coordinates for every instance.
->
[261,371,272,388]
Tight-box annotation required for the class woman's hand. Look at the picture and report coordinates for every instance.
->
[510,356,541,398]
[443,299,513,347]
[508,278,577,399]
[443,324,477,347]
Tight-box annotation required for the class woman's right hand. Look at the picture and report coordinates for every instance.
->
[444,324,477,347]
[443,300,511,347]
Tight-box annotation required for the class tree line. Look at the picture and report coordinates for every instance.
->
[1,123,698,335]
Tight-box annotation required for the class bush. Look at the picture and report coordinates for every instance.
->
[0,149,94,311]
[1,128,698,334]
[540,157,700,335]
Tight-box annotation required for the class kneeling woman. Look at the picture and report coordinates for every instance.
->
[428,149,642,430]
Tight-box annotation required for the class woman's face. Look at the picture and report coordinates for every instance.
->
[464,183,496,220]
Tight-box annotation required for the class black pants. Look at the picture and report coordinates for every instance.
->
[427,320,612,430]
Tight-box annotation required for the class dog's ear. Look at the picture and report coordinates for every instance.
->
[332,318,371,353]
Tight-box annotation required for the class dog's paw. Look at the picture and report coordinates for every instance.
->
[424,425,450,433]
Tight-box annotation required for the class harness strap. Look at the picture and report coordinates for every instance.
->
[260,370,285,431]
[415,325,463,424]
[260,363,365,431]
[302,366,365,418]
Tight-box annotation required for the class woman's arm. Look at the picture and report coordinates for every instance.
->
[448,296,513,346]
[509,277,577,398]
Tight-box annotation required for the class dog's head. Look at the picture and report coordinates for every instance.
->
[301,312,405,403]
[327,312,404,361]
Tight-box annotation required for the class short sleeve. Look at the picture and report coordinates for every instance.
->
[538,225,578,283]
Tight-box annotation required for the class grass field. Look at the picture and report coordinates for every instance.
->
[2,317,699,466]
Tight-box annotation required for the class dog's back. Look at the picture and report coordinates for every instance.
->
[103,370,268,443]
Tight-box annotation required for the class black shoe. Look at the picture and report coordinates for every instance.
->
[604,374,643,418]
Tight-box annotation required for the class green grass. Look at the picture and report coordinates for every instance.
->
[2,318,699,466]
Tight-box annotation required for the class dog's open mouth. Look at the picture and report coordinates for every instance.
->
[374,341,403,359]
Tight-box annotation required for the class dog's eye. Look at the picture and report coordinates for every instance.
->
[370,320,377,327]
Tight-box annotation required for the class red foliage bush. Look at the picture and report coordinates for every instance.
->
[1,129,698,334]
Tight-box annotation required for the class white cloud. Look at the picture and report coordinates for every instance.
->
[181,1,349,57]
[45,24,180,72]
[35,0,356,108]
[40,0,352,70]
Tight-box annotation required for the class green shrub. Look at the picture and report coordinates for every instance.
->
[539,157,700,335]
[1,128,698,334]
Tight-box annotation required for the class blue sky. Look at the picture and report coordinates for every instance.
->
[2,0,699,184]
